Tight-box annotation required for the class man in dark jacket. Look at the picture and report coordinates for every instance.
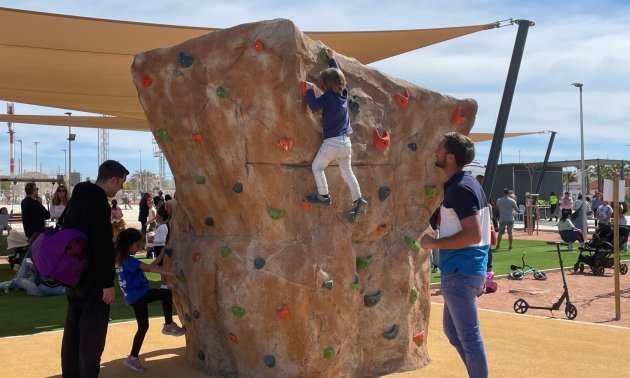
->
[21,182,50,240]
[61,160,128,378]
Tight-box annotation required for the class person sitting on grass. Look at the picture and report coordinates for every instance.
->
[0,257,64,296]
[115,228,185,372]
[557,211,584,251]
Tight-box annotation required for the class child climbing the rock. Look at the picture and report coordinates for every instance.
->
[303,48,367,217]
[115,228,185,372]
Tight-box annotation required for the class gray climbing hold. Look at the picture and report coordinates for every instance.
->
[198,351,205,361]
[378,186,391,202]
[264,354,276,368]
[383,324,399,339]
[322,279,333,289]
[165,247,173,257]
[193,310,200,319]
[254,257,265,269]
[205,217,215,226]
[233,183,243,193]
[179,52,194,67]
[407,142,417,151]
[364,290,382,307]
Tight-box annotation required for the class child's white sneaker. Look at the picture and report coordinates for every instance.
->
[123,355,145,372]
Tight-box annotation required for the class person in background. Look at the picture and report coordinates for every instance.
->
[496,188,519,250]
[591,191,603,227]
[557,211,583,251]
[596,200,613,228]
[572,194,585,232]
[111,199,126,242]
[50,184,70,221]
[559,191,573,219]
[0,257,64,296]
[0,207,12,235]
[548,192,558,221]
[618,202,628,252]
[420,132,490,378]
[138,193,150,234]
[21,183,50,242]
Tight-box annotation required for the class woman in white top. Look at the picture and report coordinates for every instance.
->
[49,185,69,220]
[557,211,583,250]
[146,196,157,231]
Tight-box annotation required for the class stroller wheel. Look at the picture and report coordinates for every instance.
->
[593,266,605,276]
[565,304,578,320]
[579,263,585,273]
[534,271,548,280]
[513,299,528,314]
[509,271,524,280]
[620,264,628,275]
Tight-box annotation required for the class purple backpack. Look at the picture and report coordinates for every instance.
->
[31,227,88,288]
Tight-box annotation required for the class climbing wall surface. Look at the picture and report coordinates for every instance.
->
[132,19,476,377]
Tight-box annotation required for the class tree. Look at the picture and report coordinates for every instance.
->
[128,170,158,193]
[563,171,578,192]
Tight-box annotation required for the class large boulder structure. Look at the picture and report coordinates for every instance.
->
[131,19,477,377]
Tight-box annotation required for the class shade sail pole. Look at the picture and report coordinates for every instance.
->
[483,19,535,198]
[535,131,556,194]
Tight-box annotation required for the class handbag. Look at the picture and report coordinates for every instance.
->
[31,228,88,287]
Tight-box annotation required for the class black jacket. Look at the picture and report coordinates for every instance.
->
[21,196,50,238]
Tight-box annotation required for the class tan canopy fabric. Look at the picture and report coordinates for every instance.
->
[0,7,498,125]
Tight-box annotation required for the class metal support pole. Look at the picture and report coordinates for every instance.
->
[535,131,557,194]
[483,19,535,198]
[572,83,587,237]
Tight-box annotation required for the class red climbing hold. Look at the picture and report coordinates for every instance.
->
[374,130,391,151]
[451,106,466,125]
[253,39,264,52]
[375,224,387,234]
[276,304,291,320]
[141,75,153,88]
[191,133,203,144]
[302,198,313,211]
[413,331,425,346]
[394,89,409,110]
[277,138,293,152]
[192,252,201,262]
[301,81,307,97]
[229,333,239,344]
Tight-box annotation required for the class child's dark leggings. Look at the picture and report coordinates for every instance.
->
[130,288,174,357]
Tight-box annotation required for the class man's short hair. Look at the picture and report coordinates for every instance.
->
[503,188,510,195]
[443,132,475,168]
[25,182,37,195]
[97,160,129,182]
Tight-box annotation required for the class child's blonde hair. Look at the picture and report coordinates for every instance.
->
[320,67,346,95]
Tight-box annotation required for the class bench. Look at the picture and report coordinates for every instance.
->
[8,213,22,224]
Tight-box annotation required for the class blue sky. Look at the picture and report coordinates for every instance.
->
[1,0,629,182]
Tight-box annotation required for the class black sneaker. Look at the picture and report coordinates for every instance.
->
[353,197,368,214]
[304,194,331,206]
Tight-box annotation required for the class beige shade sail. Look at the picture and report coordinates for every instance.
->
[0,7,498,122]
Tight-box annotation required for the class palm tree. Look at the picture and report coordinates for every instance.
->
[129,170,158,193]
[563,171,578,192]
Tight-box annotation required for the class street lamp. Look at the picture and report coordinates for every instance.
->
[61,149,67,177]
[572,82,587,237]
[139,149,142,193]
[16,139,22,176]
[34,141,39,173]
[66,112,76,192]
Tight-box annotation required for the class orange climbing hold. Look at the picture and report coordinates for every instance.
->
[374,130,391,151]
[140,75,153,88]
[375,224,387,234]
[394,89,409,110]
[413,331,425,346]
[451,106,466,125]
[276,304,291,320]
[253,39,264,52]
[229,333,239,344]
[300,81,307,97]
[277,138,293,152]
[302,198,313,211]
[191,133,203,144]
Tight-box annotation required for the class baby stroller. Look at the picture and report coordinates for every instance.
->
[574,225,629,276]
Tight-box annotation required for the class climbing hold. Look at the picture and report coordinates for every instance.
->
[229,332,239,344]
[197,350,205,361]
[277,138,293,152]
[192,252,201,262]
[140,75,153,88]
[409,287,419,304]
[378,186,391,202]
[231,306,245,317]
[184,313,192,322]
[322,279,333,289]
[254,257,266,269]
[216,86,230,98]
[451,106,466,125]
[413,331,425,346]
[394,89,409,110]
[267,207,285,220]
[364,290,382,307]
[383,324,399,340]
[375,224,387,234]
[351,276,361,291]
[300,81,307,97]
[253,39,264,52]
[373,130,391,151]
[157,128,171,142]
[348,97,360,114]
[178,52,194,68]
[301,198,313,211]
[205,217,215,226]
[323,347,335,360]
[407,142,417,151]
[405,235,420,253]
[356,256,373,271]
[233,183,243,193]
[165,247,173,257]
[193,309,200,319]
[220,246,231,258]
[195,176,206,185]
[319,47,330,63]
[276,304,291,320]
[191,133,203,144]
[263,355,276,368]
[176,271,187,284]
[424,185,437,198]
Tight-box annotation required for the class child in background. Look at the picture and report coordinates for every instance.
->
[0,207,11,235]
[303,48,367,216]
[115,228,185,372]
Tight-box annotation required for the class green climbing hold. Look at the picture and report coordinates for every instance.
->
[349,97,360,114]
[356,256,373,271]
[405,235,420,253]
[424,185,437,198]
[319,47,330,63]
[195,176,206,185]
[220,246,231,258]
[351,276,361,291]
[267,207,285,220]
[323,347,335,360]
[157,128,171,142]
[409,287,419,304]
[176,271,187,284]
[216,86,230,98]
[231,306,245,317]
[184,313,192,322]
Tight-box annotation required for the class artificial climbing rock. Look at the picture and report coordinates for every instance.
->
[132,18,477,378]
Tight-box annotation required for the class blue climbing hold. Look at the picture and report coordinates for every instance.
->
[378,186,391,202]
[264,354,276,368]
[254,257,265,269]
[383,324,399,339]
[205,217,215,226]
[349,97,360,114]
[408,142,417,151]
[364,290,382,307]
[179,52,194,68]
[233,183,243,193]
